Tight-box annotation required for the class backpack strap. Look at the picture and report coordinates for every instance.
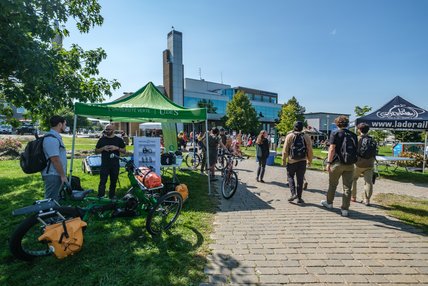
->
[43,134,63,174]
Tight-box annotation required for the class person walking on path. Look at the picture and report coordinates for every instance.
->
[255,130,270,183]
[95,124,126,199]
[321,115,358,216]
[42,115,68,202]
[282,121,313,203]
[351,122,377,206]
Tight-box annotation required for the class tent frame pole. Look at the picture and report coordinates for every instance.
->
[205,119,211,195]
[69,114,78,182]
[423,132,427,173]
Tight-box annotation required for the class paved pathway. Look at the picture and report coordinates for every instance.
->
[202,159,428,285]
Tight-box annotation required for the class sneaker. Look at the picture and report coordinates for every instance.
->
[341,209,349,217]
[364,199,371,206]
[321,200,333,209]
[297,198,305,204]
[303,182,308,190]
[260,179,265,183]
[256,178,259,182]
[288,194,298,202]
[351,197,356,202]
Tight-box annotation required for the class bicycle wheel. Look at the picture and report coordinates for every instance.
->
[184,153,201,168]
[9,206,83,261]
[221,170,238,199]
[215,155,226,171]
[146,191,183,235]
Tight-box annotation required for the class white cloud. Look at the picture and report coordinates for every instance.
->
[330,29,337,36]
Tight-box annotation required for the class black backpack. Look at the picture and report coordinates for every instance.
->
[358,135,377,159]
[289,132,307,160]
[20,134,57,174]
[338,130,358,165]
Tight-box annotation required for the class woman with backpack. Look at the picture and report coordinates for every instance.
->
[255,130,270,183]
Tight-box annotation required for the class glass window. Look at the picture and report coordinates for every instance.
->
[16,107,26,114]
[254,95,262,102]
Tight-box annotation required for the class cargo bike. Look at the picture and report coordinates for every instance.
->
[9,154,184,261]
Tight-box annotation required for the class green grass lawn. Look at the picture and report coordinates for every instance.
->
[374,193,428,234]
[0,158,216,286]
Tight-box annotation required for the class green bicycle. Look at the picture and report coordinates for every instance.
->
[9,155,183,261]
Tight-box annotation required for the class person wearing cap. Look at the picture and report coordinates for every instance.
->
[282,121,313,204]
[320,115,357,217]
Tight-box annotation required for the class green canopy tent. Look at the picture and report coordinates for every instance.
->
[71,82,212,193]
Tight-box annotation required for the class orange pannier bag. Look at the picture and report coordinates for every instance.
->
[135,167,162,188]
[38,217,87,259]
[175,184,189,201]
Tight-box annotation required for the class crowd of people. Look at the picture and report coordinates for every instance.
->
[40,115,376,218]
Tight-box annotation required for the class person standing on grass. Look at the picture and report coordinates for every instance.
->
[321,115,358,217]
[282,121,313,204]
[42,115,68,202]
[255,130,270,183]
[95,124,126,199]
[351,122,377,206]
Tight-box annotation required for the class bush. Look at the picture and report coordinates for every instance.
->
[0,137,22,152]
[398,151,428,168]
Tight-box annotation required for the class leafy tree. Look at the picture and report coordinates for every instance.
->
[0,104,20,128]
[0,0,120,123]
[197,99,217,114]
[276,104,298,135]
[278,97,305,122]
[370,130,389,143]
[393,131,422,142]
[225,91,259,134]
[354,105,372,117]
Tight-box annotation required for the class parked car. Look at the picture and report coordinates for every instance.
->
[0,124,13,134]
[16,124,37,135]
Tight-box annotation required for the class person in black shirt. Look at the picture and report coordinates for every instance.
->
[255,130,270,183]
[95,124,126,199]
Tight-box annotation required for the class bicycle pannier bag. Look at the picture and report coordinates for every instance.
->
[136,167,162,188]
[175,184,189,201]
[38,217,87,259]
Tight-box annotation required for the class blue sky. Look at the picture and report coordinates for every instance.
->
[64,0,428,117]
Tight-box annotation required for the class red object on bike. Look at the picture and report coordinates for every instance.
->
[135,167,162,188]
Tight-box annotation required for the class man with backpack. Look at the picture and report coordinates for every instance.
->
[282,121,313,204]
[42,115,68,201]
[351,122,377,206]
[321,115,358,217]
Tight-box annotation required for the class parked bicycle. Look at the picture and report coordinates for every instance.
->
[9,154,183,261]
[184,146,201,169]
[221,153,245,199]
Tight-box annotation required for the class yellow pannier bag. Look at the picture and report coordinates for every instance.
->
[38,217,87,259]
[175,184,189,201]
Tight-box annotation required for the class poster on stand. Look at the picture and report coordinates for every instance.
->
[133,137,161,175]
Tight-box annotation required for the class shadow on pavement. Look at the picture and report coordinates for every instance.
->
[218,181,275,212]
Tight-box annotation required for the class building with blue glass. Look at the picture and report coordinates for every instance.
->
[183,78,282,134]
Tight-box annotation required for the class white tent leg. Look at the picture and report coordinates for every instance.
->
[206,120,211,195]
[423,132,427,173]
[69,114,78,182]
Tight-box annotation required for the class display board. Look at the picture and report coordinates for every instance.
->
[133,137,161,175]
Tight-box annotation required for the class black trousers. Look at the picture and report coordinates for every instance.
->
[98,164,120,198]
[256,156,267,180]
[286,160,307,199]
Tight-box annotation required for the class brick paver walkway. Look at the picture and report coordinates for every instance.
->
[202,159,428,285]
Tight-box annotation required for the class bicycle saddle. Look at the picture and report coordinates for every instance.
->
[71,189,93,201]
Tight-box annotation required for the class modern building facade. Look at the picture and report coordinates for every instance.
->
[183,78,282,133]
[304,112,351,135]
